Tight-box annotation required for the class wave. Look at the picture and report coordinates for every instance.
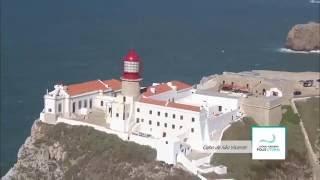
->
[278,48,320,54]
[310,0,320,3]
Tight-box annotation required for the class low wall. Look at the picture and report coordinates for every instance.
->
[129,134,158,149]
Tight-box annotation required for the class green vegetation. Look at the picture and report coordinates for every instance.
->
[38,123,156,163]
[282,105,300,124]
[281,105,306,154]
[211,106,310,180]
[211,117,259,179]
[32,122,197,180]
[35,123,157,179]
[295,97,320,152]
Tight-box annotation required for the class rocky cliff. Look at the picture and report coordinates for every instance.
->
[285,22,320,51]
[3,120,197,180]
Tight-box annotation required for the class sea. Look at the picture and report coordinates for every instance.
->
[1,0,319,176]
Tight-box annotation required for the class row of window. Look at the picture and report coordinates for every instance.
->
[137,108,195,122]
[72,99,92,113]
[136,118,195,133]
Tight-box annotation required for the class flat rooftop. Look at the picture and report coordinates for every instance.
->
[69,109,107,127]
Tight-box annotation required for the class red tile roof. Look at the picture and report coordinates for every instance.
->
[139,97,167,106]
[65,79,121,96]
[102,79,122,91]
[139,97,200,112]
[143,80,192,97]
[171,80,192,90]
[167,102,201,112]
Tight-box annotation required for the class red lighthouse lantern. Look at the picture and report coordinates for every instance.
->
[121,49,142,81]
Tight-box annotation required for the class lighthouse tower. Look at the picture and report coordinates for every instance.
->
[121,49,142,98]
[109,50,142,133]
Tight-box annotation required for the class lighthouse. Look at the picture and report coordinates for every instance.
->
[121,49,142,98]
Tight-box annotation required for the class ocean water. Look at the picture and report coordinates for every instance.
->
[1,0,319,175]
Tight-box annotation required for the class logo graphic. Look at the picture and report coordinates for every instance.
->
[259,134,276,143]
[252,126,286,160]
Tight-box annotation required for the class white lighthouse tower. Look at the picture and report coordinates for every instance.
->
[110,49,142,133]
[121,49,142,98]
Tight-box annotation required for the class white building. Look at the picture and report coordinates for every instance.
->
[40,50,242,176]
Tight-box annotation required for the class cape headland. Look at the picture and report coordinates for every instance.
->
[3,120,197,180]
[2,70,320,180]
[285,22,320,52]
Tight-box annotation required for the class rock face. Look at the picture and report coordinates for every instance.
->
[285,22,320,51]
[3,120,197,180]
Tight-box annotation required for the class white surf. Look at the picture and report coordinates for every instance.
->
[278,48,320,54]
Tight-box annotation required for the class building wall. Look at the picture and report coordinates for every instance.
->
[121,81,140,97]
[206,110,238,137]
[109,95,136,132]
[69,94,97,115]
[134,102,201,140]
[240,103,282,125]
[266,106,282,125]
[156,138,191,164]
[44,97,57,114]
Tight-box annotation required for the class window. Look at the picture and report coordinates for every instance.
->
[58,103,62,112]
[165,141,168,144]
[84,100,87,108]
[72,102,76,113]
[172,114,176,119]
[157,111,160,116]
[124,61,139,72]
[218,106,222,112]
[116,113,119,117]
[157,122,160,126]
[149,110,152,115]
[48,108,52,112]
[180,125,183,129]
[89,99,92,109]
[149,120,152,125]
[163,132,166,137]
[137,108,140,112]
[141,119,144,122]
[192,117,195,122]
[165,112,168,117]
[136,118,140,123]
[180,115,183,120]
[172,124,175,129]
[78,101,82,109]
[100,101,104,107]
[123,96,126,102]
[191,128,194,133]
[164,123,167,128]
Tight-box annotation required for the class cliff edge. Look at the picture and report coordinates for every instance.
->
[3,120,197,180]
[285,22,320,51]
